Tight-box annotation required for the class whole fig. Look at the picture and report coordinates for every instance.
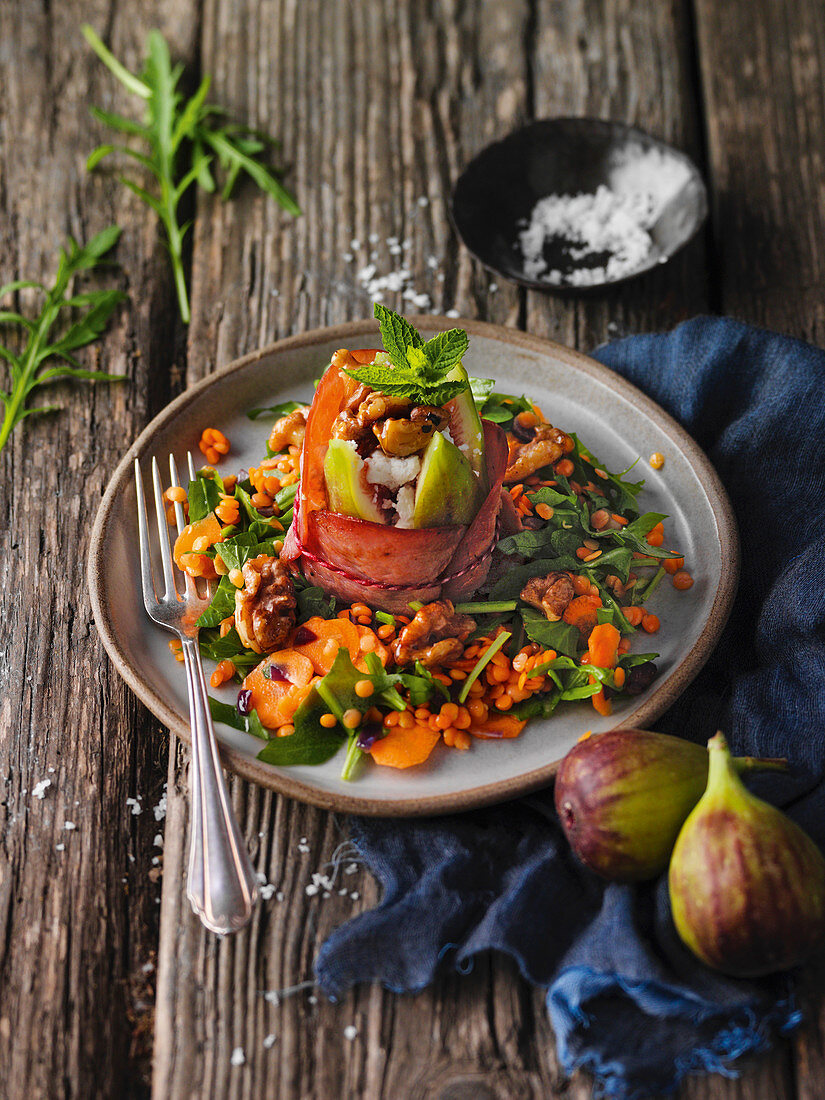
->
[669,732,825,977]
[554,728,785,882]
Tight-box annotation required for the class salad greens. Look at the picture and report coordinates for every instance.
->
[188,333,683,781]
[0,226,126,453]
[83,25,299,324]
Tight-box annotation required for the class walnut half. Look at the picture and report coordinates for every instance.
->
[520,572,575,621]
[392,599,476,667]
[505,422,572,483]
[235,555,297,654]
[268,408,307,454]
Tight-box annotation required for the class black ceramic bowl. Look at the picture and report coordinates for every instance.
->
[450,118,707,293]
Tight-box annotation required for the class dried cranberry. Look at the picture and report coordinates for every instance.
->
[624,662,659,696]
[356,723,385,751]
[292,625,318,646]
[265,663,289,683]
[511,417,536,443]
[237,689,253,716]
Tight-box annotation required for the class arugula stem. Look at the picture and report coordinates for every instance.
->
[638,565,666,603]
[340,734,364,781]
[458,631,511,704]
[0,312,47,450]
[454,600,517,614]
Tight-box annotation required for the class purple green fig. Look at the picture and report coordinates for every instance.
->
[668,732,825,978]
[413,429,479,527]
[554,728,787,883]
[323,438,384,523]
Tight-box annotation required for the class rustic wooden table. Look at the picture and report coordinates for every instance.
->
[2,1,824,1097]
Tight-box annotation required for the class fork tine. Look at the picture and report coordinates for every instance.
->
[168,454,188,533]
[187,450,198,483]
[151,456,179,601]
[170,453,200,600]
[135,460,158,612]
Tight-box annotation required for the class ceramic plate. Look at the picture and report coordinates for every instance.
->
[88,318,739,817]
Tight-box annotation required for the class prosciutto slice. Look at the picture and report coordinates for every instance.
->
[282,358,509,612]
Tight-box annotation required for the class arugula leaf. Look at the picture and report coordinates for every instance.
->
[187,472,222,522]
[83,25,299,323]
[246,398,307,423]
[197,575,238,627]
[342,303,471,406]
[520,609,580,658]
[208,695,247,732]
[478,391,533,428]
[296,585,336,622]
[0,227,126,452]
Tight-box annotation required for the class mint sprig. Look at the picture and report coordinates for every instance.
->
[342,303,470,406]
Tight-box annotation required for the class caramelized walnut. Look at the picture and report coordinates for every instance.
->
[268,408,307,454]
[234,555,296,654]
[504,423,572,483]
[356,391,411,426]
[520,572,575,622]
[392,599,476,667]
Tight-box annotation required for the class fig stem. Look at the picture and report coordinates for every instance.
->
[707,731,749,798]
[734,755,788,774]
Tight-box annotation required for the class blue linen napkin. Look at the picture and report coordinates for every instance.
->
[315,318,825,1099]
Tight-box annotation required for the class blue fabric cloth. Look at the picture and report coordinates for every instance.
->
[315,318,825,1098]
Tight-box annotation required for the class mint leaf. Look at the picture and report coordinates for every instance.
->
[374,302,423,368]
[342,303,471,406]
[422,328,468,374]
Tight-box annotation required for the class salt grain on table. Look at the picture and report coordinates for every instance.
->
[32,779,51,799]
[230,1047,245,1066]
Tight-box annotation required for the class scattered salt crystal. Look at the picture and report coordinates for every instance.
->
[368,232,379,244]
[153,834,163,848]
[256,871,268,885]
[32,779,51,799]
[276,891,284,902]
[264,991,280,1005]
[48,766,55,774]
[128,853,136,863]
[305,884,319,896]
[230,1047,245,1066]
[426,255,439,269]
[338,888,348,896]
[350,891,360,901]
[126,797,142,816]
[489,283,498,292]
[445,309,459,319]
[345,863,358,875]
[386,236,399,246]
[151,857,160,866]
[343,1025,358,1041]
[308,995,317,1005]
[56,843,65,852]
[64,821,76,831]
[350,239,360,250]
[389,244,402,256]
[342,252,353,262]
[141,961,155,973]
[260,884,275,901]
[418,195,429,206]
[153,789,167,822]
[263,1034,277,1049]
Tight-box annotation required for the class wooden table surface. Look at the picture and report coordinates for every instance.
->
[2,2,825,1097]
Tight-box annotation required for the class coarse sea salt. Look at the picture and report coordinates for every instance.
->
[32,779,51,799]
[230,1047,245,1066]
[518,144,692,287]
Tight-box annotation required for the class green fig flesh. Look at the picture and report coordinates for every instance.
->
[413,430,479,528]
[669,732,825,977]
[323,439,385,523]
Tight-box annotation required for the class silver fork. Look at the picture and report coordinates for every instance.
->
[135,452,258,934]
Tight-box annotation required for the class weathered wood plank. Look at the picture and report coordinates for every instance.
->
[694,0,825,346]
[0,2,196,1097]
[152,2,721,1100]
[691,3,825,1098]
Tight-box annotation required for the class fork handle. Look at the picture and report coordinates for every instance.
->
[181,637,258,934]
